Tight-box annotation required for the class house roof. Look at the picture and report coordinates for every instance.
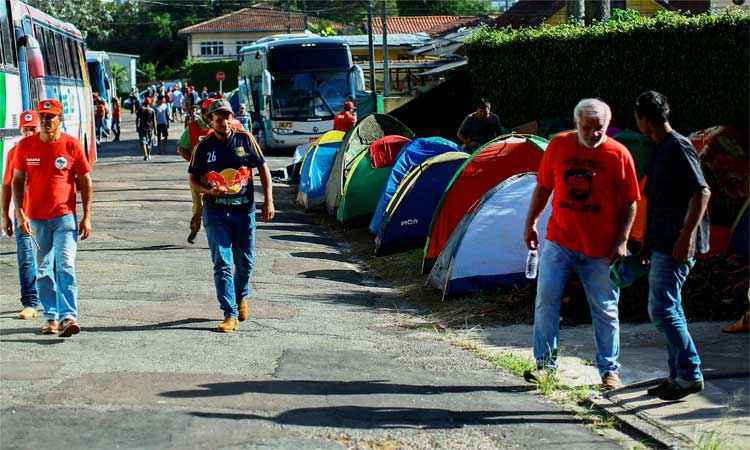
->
[178,7,346,35]
[368,15,480,36]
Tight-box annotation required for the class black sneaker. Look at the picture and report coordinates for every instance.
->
[647,379,673,396]
[524,369,552,384]
[657,380,704,401]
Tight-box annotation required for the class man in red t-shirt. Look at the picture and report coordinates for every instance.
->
[12,99,94,338]
[2,110,40,320]
[523,98,640,391]
[333,101,356,132]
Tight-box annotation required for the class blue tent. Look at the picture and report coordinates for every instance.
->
[374,152,469,256]
[296,131,346,209]
[369,137,459,234]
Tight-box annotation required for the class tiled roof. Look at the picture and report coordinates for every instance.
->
[178,7,346,35]
[368,15,479,36]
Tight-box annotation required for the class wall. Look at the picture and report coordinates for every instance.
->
[186,31,273,61]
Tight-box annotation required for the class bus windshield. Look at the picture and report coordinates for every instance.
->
[271,70,348,120]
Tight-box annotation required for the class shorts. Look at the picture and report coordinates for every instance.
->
[138,129,153,146]
[157,123,169,139]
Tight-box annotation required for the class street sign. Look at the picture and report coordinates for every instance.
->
[215,71,225,81]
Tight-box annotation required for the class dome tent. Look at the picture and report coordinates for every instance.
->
[296,130,346,209]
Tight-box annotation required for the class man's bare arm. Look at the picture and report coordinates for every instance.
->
[78,173,94,240]
[524,185,552,250]
[2,183,13,236]
[11,170,31,235]
[611,201,637,260]
[673,187,711,262]
[258,163,275,222]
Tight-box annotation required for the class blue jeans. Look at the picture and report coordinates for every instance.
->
[14,221,39,308]
[533,241,621,376]
[648,251,702,383]
[30,214,78,321]
[203,206,256,318]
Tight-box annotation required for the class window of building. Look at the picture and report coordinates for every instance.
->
[200,41,224,56]
[236,40,252,55]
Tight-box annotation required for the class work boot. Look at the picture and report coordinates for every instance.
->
[238,299,250,322]
[524,368,553,384]
[217,317,239,333]
[18,307,38,320]
[59,318,80,338]
[658,379,704,401]
[601,372,622,391]
[41,320,59,335]
[647,379,673,396]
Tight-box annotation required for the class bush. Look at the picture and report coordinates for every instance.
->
[184,60,239,93]
[465,10,750,132]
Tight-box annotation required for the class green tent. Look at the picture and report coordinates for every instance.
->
[613,129,654,178]
[325,113,414,221]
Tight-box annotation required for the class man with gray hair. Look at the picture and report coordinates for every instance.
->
[523,98,640,390]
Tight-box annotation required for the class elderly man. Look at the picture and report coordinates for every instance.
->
[12,99,93,337]
[635,91,711,400]
[523,98,640,390]
[188,100,275,332]
[457,98,504,152]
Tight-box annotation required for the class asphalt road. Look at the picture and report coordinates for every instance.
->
[0,115,623,449]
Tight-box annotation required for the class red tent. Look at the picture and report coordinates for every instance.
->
[369,135,411,168]
[422,134,548,273]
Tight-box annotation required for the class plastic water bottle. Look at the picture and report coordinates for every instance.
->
[525,249,539,279]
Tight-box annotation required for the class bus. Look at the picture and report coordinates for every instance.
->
[238,35,365,151]
[0,0,96,183]
[86,50,116,103]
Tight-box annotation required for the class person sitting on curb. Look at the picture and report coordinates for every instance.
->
[635,90,711,401]
[524,98,640,392]
[188,99,275,332]
[2,110,40,320]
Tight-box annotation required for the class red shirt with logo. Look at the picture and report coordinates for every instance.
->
[538,131,640,258]
[13,133,91,220]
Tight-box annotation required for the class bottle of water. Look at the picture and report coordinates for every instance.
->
[525,249,539,279]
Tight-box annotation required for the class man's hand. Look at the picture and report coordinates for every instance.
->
[79,216,92,240]
[14,210,31,236]
[524,224,539,250]
[672,233,695,263]
[208,185,229,197]
[638,244,651,265]
[261,199,275,222]
[3,214,12,237]
[610,239,628,262]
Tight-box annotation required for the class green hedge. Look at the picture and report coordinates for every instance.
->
[466,10,750,132]
[185,60,239,93]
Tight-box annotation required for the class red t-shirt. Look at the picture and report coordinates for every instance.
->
[333,111,356,132]
[3,145,17,186]
[538,131,640,258]
[13,133,91,220]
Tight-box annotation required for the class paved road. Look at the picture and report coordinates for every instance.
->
[0,120,622,449]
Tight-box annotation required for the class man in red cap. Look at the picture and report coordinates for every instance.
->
[333,101,357,132]
[2,110,40,320]
[11,99,93,337]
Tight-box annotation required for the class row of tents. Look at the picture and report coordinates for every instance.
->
[293,114,749,300]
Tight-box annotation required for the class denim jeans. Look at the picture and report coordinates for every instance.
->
[203,205,256,318]
[648,251,702,383]
[14,221,39,308]
[30,214,78,321]
[533,240,621,376]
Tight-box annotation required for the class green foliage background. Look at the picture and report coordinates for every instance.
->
[185,61,239,93]
[465,10,750,132]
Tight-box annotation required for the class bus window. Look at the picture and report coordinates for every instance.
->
[54,33,68,78]
[66,38,80,79]
[0,0,16,68]
[44,28,57,76]
[34,24,49,75]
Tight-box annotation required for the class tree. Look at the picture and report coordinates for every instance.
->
[396,0,492,16]
[27,0,115,40]
[593,0,611,22]
[110,63,129,95]
[567,0,585,25]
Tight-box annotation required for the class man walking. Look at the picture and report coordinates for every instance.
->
[136,97,157,161]
[188,100,274,332]
[2,110,40,319]
[333,101,356,132]
[523,98,640,390]
[111,97,122,142]
[93,92,108,144]
[154,95,171,155]
[457,99,504,152]
[171,86,183,123]
[634,91,711,400]
[11,99,93,337]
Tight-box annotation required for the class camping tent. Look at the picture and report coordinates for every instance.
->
[296,130,346,209]
[369,137,460,235]
[423,134,547,273]
[374,151,469,256]
[613,129,654,178]
[325,114,414,218]
[428,173,551,300]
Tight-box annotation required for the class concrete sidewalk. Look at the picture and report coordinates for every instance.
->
[455,321,749,448]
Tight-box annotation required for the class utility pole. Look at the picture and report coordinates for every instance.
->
[287,2,292,33]
[367,0,377,107]
[381,0,390,97]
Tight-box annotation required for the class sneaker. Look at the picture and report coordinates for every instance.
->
[647,379,673,396]
[601,372,622,391]
[238,299,250,322]
[217,317,239,333]
[657,380,704,401]
[18,307,38,320]
[59,318,80,337]
[41,320,59,335]
[524,368,552,384]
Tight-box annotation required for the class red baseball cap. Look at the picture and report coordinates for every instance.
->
[19,110,40,128]
[343,101,354,111]
[37,99,63,116]
[201,98,214,111]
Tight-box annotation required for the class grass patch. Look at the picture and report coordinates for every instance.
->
[489,353,535,377]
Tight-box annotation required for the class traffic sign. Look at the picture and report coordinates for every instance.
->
[215,71,225,81]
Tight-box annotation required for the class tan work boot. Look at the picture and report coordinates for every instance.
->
[18,307,38,320]
[41,320,59,335]
[601,372,622,391]
[238,299,250,322]
[217,317,239,333]
[59,318,81,338]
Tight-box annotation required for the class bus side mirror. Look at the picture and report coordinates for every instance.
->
[262,69,272,96]
[349,65,365,92]
[18,35,45,79]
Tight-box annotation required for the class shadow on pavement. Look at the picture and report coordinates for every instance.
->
[299,269,362,285]
[188,406,579,429]
[0,318,214,336]
[0,338,65,345]
[269,234,340,247]
[289,251,351,263]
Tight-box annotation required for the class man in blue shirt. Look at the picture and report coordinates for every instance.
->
[189,100,275,332]
[635,91,711,401]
